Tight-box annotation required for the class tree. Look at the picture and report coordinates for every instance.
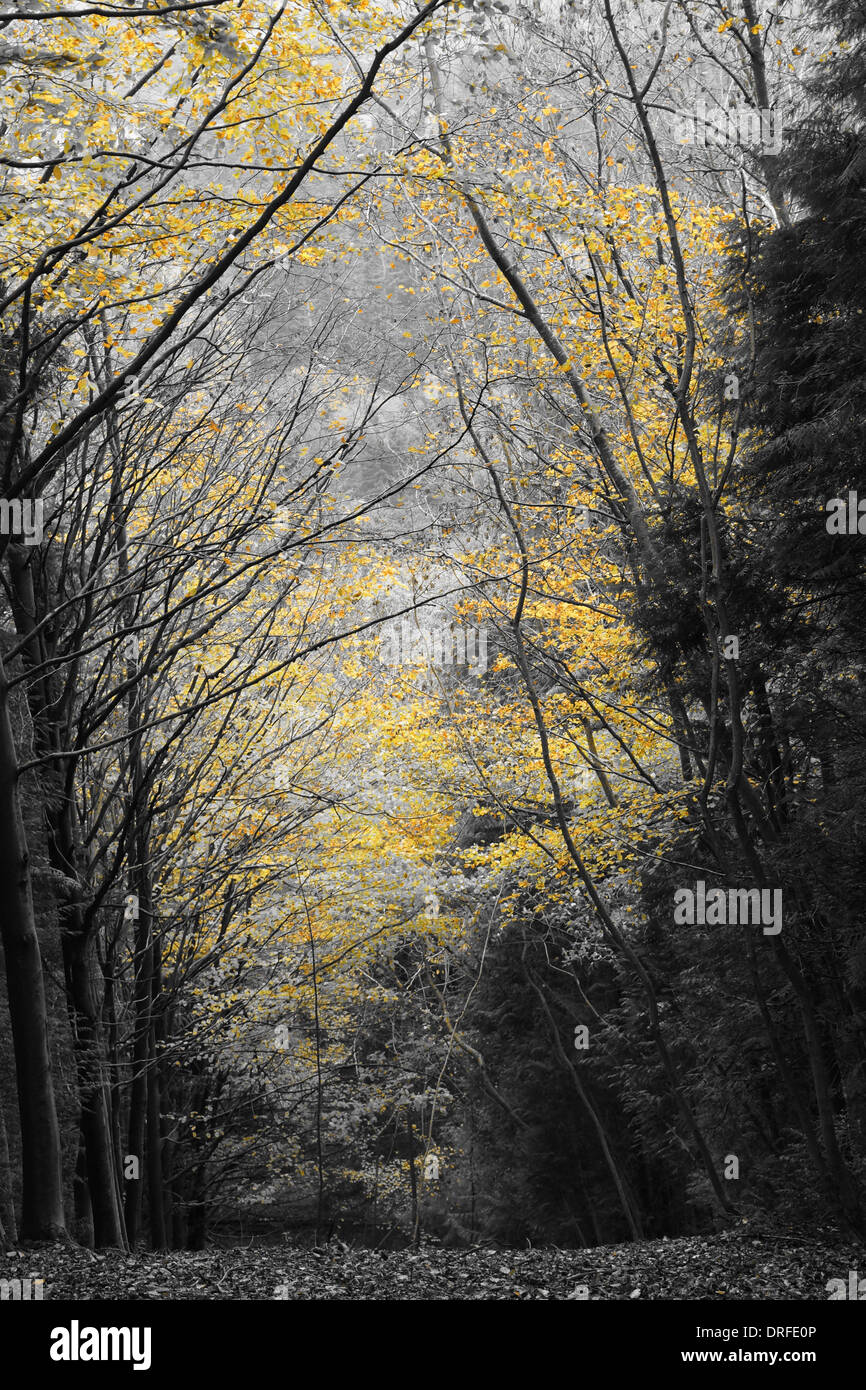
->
[0,0,449,1242]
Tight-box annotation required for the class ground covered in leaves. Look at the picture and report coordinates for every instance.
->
[4,1225,862,1300]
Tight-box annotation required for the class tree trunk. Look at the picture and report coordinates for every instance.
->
[124,897,152,1247]
[3,540,125,1245]
[0,1095,18,1245]
[525,961,645,1241]
[73,1140,94,1248]
[146,1026,167,1249]
[0,659,66,1239]
[61,921,128,1248]
[406,1111,420,1248]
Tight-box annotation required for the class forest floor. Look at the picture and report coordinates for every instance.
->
[4,1224,862,1300]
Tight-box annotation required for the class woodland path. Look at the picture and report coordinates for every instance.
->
[6,1226,860,1301]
